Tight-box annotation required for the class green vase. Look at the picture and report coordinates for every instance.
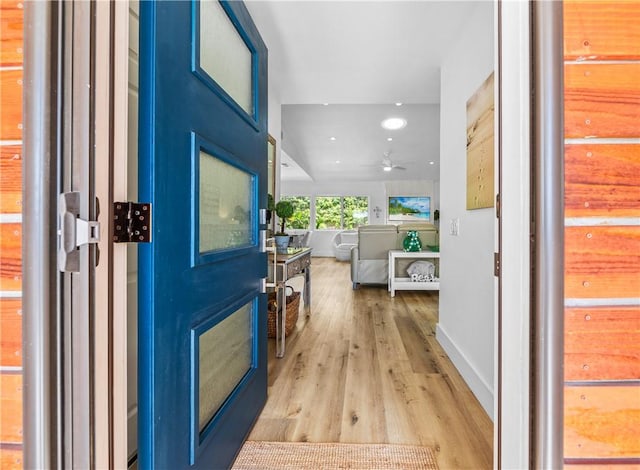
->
[403,230,422,252]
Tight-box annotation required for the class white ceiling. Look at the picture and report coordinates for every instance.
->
[245,1,480,182]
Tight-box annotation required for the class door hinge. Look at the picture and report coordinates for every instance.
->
[494,252,500,277]
[58,192,101,273]
[113,202,152,243]
[496,193,500,219]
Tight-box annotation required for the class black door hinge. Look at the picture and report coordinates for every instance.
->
[113,202,152,243]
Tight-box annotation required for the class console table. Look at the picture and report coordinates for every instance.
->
[268,247,312,357]
[388,249,440,297]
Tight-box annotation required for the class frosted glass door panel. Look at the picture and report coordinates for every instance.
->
[198,302,253,432]
[200,0,253,115]
[199,150,252,253]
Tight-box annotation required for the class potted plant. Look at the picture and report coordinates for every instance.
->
[274,199,294,254]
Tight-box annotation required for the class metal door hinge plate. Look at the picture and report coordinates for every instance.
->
[494,252,500,277]
[113,202,152,243]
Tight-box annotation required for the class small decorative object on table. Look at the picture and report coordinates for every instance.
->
[267,286,300,338]
[403,230,422,252]
[407,260,436,282]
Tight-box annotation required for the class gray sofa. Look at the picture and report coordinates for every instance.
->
[350,223,439,289]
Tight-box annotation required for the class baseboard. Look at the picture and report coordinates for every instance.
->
[311,250,336,258]
[435,323,494,419]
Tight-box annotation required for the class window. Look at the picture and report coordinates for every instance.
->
[315,196,368,229]
[281,196,310,229]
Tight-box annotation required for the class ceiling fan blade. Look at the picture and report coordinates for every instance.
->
[394,166,407,170]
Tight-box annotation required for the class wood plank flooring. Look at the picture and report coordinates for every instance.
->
[249,258,493,469]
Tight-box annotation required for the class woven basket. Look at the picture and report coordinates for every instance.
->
[267,287,300,338]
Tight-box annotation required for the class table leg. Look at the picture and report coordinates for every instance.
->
[304,266,311,315]
[275,282,286,358]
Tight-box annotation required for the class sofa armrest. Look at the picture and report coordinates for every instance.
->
[351,245,360,285]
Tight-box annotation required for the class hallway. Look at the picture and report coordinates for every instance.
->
[249,258,493,469]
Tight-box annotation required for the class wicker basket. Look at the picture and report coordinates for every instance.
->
[267,286,300,338]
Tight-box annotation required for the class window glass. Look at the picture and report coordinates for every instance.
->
[315,196,368,230]
[315,196,342,230]
[199,0,253,115]
[343,196,369,228]
[281,196,310,229]
[198,302,253,433]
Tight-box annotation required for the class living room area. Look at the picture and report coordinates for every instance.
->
[248,1,496,467]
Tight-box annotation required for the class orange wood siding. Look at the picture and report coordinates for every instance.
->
[0,299,21,367]
[0,374,22,444]
[564,63,640,139]
[0,223,21,291]
[0,145,22,213]
[0,1,25,66]
[565,226,640,299]
[565,386,640,459]
[0,69,22,141]
[1,0,23,464]
[565,144,640,218]
[564,1,640,61]
[0,449,23,470]
[565,307,640,381]
[564,2,640,466]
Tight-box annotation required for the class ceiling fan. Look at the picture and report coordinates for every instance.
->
[381,152,406,172]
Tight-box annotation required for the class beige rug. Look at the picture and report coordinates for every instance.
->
[232,441,439,470]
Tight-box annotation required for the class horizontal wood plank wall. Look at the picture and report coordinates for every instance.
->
[0,0,23,467]
[563,1,640,466]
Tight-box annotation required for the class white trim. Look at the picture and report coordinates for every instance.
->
[112,1,131,467]
[565,217,640,227]
[0,366,23,373]
[498,1,531,468]
[565,60,640,65]
[0,291,22,298]
[0,214,22,223]
[0,66,23,71]
[565,138,640,144]
[565,298,640,308]
[436,323,494,417]
[0,140,23,145]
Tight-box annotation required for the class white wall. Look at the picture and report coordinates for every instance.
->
[282,179,436,256]
[436,1,495,418]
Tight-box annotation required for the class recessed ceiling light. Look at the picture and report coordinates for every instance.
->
[330,137,336,141]
[395,102,403,107]
[383,166,393,172]
[335,160,341,164]
[381,118,407,130]
[429,161,435,165]
[322,103,329,106]
[387,137,393,142]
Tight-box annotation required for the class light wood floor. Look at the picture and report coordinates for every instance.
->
[249,258,493,469]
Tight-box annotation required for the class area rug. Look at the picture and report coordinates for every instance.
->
[232,441,439,470]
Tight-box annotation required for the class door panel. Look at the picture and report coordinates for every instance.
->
[138,1,268,468]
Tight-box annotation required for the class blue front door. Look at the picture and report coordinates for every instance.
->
[138,1,268,468]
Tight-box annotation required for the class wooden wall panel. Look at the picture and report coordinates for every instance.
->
[565,307,640,381]
[565,226,640,299]
[0,145,22,213]
[564,63,640,138]
[564,1,640,61]
[0,449,23,470]
[565,144,640,218]
[0,374,22,443]
[0,69,22,141]
[0,223,21,291]
[0,299,21,367]
[565,386,640,459]
[0,1,24,67]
